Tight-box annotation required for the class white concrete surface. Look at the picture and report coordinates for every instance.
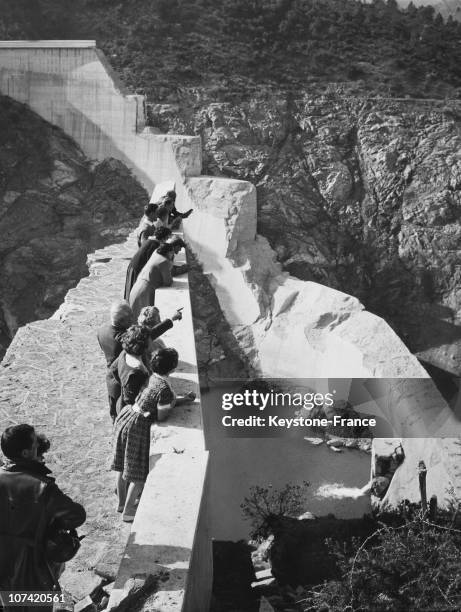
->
[0,40,96,48]
[103,232,211,612]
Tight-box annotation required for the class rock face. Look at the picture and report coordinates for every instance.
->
[373,438,461,511]
[0,95,148,358]
[151,92,461,376]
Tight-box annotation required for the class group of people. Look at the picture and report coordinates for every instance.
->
[0,189,195,603]
[97,189,196,522]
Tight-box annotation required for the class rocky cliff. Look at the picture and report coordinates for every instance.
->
[0,95,148,358]
[151,91,461,378]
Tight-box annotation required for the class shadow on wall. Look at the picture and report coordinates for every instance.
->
[187,251,254,388]
[363,255,461,355]
[113,539,191,603]
[64,100,155,192]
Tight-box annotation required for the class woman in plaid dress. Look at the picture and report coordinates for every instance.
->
[111,347,196,522]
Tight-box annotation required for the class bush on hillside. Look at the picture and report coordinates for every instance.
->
[300,504,461,611]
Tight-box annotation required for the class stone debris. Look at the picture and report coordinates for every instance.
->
[255,568,273,581]
[259,596,275,612]
[296,511,316,521]
[252,577,276,588]
[251,535,273,570]
[94,563,117,582]
[106,574,162,612]
[74,596,97,612]
[303,437,323,446]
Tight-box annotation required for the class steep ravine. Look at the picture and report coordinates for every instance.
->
[150,90,461,377]
[0,95,148,358]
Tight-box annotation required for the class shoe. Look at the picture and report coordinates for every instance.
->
[122,514,135,523]
[117,504,124,513]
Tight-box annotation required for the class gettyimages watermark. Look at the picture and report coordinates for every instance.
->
[221,388,376,430]
[201,378,461,439]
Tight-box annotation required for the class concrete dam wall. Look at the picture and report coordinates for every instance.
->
[1,41,460,609]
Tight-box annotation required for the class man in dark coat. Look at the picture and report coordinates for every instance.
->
[0,424,86,612]
[97,301,134,368]
[124,226,173,301]
[97,301,134,420]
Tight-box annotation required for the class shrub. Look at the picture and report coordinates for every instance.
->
[240,481,310,539]
[299,504,461,611]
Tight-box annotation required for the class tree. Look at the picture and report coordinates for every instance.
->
[240,482,310,539]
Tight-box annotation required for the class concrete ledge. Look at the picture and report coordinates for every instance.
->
[0,40,96,48]
[108,451,210,612]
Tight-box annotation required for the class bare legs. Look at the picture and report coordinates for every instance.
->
[116,472,127,512]
[122,481,144,522]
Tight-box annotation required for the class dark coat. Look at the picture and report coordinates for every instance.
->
[124,240,160,301]
[0,460,86,611]
[117,351,149,414]
[169,206,193,221]
[96,324,128,367]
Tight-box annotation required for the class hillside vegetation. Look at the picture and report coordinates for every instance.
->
[0,0,461,100]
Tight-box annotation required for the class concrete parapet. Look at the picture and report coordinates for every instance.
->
[182,174,431,381]
[0,40,96,48]
[108,452,211,612]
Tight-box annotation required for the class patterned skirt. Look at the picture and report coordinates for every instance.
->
[110,405,151,483]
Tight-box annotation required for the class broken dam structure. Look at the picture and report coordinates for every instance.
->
[0,41,460,610]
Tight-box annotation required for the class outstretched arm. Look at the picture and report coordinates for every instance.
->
[170,206,193,220]
[149,318,173,341]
